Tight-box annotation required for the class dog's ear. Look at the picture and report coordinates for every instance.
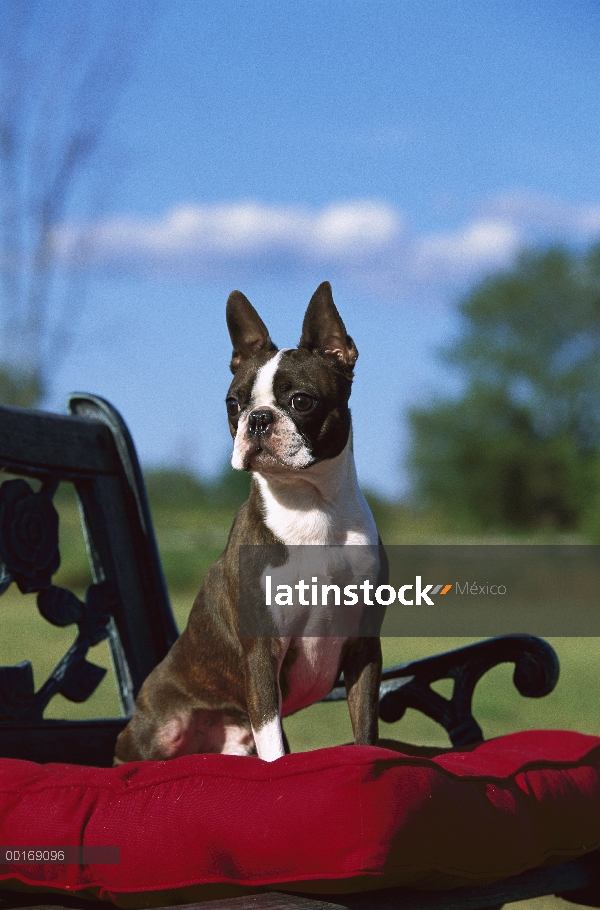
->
[298,282,358,375]
[226,291,277,374]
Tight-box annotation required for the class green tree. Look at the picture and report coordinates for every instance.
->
[409,245,600,532]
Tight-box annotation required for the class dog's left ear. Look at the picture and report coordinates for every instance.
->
[226,290,277,374]
[298,282,358,375]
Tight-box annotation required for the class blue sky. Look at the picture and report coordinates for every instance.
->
[34,0,600,497]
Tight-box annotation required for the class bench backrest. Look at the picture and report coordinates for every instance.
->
[0,394,178,765]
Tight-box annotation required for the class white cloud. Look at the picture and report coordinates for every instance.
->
[413,218,521,278]
[54,200,402,271]
[51,192,600,300]
[481,191,600,238]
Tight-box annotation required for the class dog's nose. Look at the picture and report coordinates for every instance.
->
[248,409,274,437]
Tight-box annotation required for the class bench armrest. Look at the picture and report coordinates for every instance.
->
[324,634,559,747]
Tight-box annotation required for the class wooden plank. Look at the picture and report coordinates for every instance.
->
[0,406,117,477]
[0,890,345,910]
[149,895,346,910]
[294,857,596,910]
[0,858,595,910]
[0,894,109,909]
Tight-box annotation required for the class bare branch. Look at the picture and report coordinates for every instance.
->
[0,0,152,404]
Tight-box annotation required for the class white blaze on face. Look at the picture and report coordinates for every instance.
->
[231,349,314,471]
[231,351,281,470]
[251,349,284,407]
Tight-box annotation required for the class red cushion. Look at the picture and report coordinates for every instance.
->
[1,730,599,909]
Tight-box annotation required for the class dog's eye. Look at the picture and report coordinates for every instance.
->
[291,393,314,412]
[226,397,240,418]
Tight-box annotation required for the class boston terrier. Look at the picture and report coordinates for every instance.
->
[114,281,384,764]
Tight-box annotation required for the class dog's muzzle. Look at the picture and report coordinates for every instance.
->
[248,408,274,438]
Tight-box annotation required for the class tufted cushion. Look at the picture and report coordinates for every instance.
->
[1,730,600,908]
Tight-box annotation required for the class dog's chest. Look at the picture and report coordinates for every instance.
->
[281,637,345,716]
[251,440,379,720]
[254,464,378,546]
[263,537,380,719]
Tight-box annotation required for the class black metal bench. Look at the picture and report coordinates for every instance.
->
[0,393,178,766]
[0,395,598,910]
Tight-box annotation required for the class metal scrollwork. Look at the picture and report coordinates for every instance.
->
[324,634,559,748]
[0,477,118,722]
[0,478,60,593]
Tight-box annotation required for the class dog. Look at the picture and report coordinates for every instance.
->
[114,281,384,763]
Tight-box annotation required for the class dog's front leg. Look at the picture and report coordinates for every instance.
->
[342,637,382,745]
[243,639,286,761]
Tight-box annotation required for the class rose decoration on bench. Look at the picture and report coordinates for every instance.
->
[0,477,115,720]
[0,478,60,594]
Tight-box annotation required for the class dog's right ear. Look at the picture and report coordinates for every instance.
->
[226,291,277,374]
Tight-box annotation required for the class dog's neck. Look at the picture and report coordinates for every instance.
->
[252,432,378,546]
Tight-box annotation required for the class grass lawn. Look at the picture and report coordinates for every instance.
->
[1,585,599,751]
[1,482,599,746]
